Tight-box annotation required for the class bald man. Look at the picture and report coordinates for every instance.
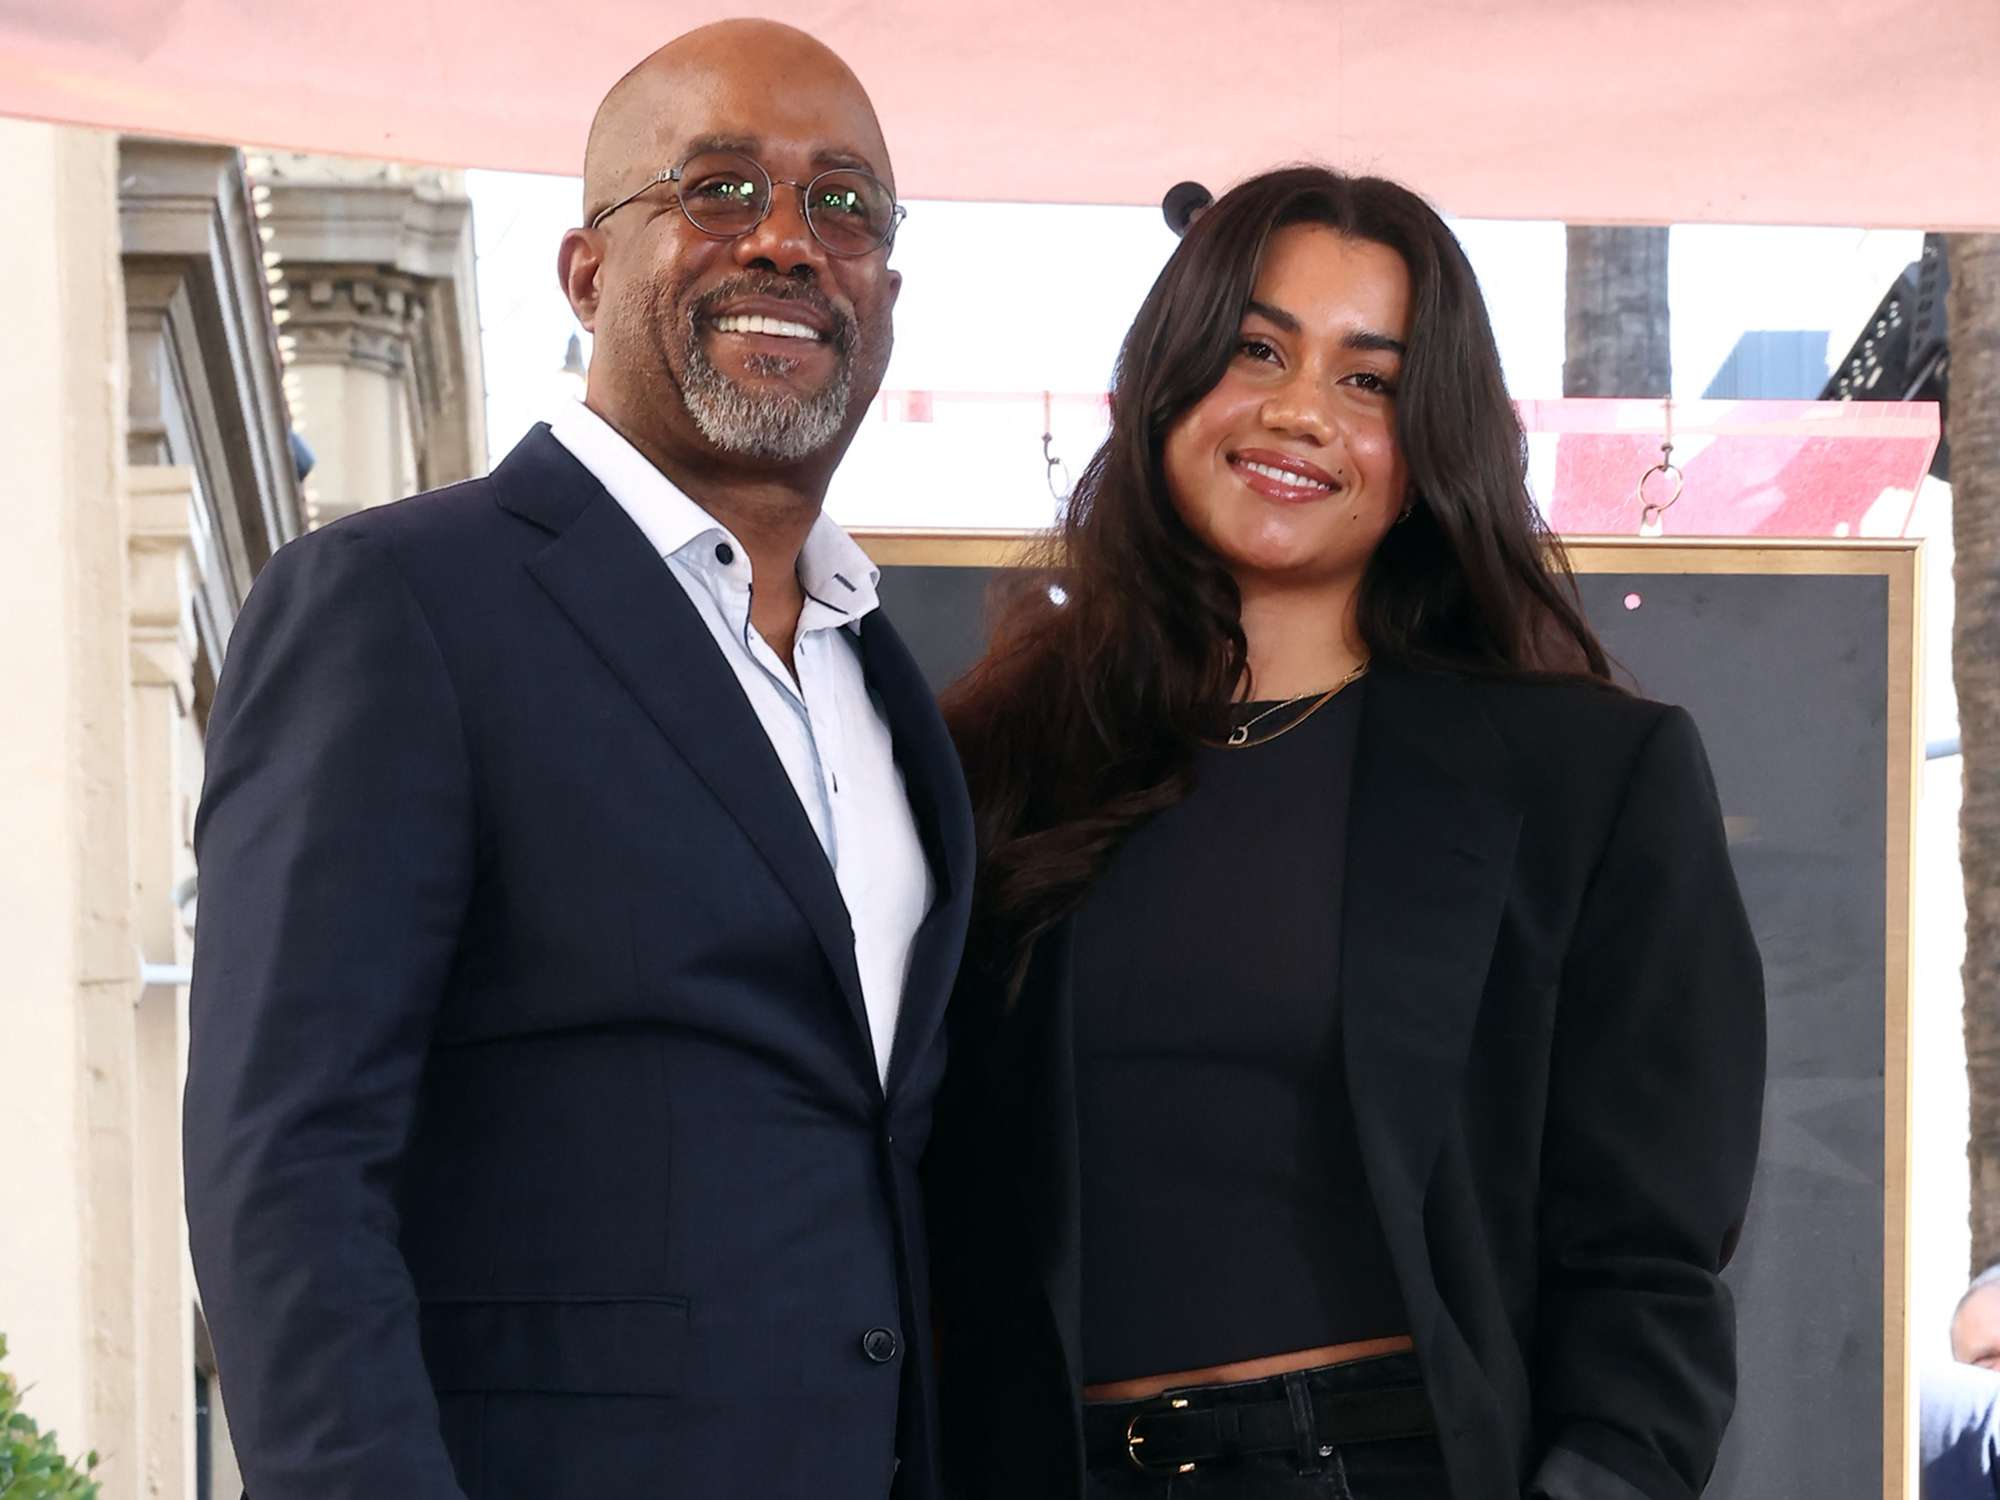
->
[1959,1268,2000,1370]
[184,22,973,1500]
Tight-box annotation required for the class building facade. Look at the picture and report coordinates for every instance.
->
[0,121,482,1500]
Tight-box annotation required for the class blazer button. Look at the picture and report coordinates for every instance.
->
[862,1327,899,1363]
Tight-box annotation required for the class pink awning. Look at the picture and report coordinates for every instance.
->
[3,0,1997,227]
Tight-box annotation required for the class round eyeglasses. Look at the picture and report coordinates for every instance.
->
[589,150,906,257]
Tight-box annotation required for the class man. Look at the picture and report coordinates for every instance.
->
[1927,1267,2000,1498]
[183,21,971,1500]
[1957,1265,2000,1370]
[1925,1360,2000,1499]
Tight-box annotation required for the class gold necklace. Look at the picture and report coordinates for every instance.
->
[1216,660,1369,749]
[1222,689,1318,746]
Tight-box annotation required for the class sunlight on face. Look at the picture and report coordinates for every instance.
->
[1162,225,1412,593]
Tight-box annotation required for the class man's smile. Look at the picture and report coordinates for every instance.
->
[711,312,827,341]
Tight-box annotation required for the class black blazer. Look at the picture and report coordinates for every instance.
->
[926,665,1765,1500]
[184,426,974,1500]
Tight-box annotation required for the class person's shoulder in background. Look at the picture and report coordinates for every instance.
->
[1924,1361,2000,1498]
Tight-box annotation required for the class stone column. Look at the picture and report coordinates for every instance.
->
[126,463,201,1500]
[286,269,426,521]
[256,155,486,524]
[0,119,141,1489]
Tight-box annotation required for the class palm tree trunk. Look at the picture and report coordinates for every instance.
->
[1564,226,1672,397]
[1951,231,2000,1270]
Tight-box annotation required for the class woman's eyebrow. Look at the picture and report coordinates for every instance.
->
[1244,300,1407,357]
[1245,298,1299,332]
[1344,330,1408,356]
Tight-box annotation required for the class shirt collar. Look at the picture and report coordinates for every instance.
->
[548,401,882,625]
[797,509,882,622]
[549,400,729,562]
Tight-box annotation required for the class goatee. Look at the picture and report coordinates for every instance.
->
[674,275,859,463]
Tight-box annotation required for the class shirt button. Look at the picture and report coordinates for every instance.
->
[714,542,735,565]
[861,1327,899,1363]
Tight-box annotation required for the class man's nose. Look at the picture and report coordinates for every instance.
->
[732,185,829,280]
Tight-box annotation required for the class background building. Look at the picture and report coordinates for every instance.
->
[0,121,482,1500]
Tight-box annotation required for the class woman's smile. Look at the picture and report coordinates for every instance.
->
[1228,447,1341,503]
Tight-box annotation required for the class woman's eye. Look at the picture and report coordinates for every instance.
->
[1237,338,1279,364]
[1346,371,1398,395]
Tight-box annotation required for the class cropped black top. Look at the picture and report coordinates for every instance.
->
[1071,683,1406,1383]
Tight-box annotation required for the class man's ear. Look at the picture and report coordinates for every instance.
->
[558,228,606,331]
[885,267,903,309]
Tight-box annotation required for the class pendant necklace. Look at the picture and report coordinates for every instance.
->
[1219,660,1370,749]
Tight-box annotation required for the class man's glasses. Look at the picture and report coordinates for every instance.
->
[589,151,906,257]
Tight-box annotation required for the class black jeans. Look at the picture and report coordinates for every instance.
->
[1083,1354,1451,1499]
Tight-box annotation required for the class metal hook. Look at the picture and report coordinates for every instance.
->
[1042,433,1071,502]
[1636,397,1682,537]
[1041,392,1071,502]
[1636,462,1684,537]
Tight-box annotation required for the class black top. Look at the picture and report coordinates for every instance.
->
[1071,681,1406,1383]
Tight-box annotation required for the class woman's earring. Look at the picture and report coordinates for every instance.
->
[1395,500,1416,525]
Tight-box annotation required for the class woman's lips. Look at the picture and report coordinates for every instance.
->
[1229,448,1339,502]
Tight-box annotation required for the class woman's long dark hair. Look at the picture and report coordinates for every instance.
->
[943,166,1612,967]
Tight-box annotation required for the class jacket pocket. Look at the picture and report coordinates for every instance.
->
[419,1296,691,1396]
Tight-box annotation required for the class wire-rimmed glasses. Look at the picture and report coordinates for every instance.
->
[589,150,906,257]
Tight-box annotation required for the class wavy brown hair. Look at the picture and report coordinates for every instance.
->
[943,166,1611,968]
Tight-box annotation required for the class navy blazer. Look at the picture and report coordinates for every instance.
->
[927,666,1766,1500]
[184,425,975,1500]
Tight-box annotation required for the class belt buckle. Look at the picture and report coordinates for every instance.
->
[1125,1394,1198,1476]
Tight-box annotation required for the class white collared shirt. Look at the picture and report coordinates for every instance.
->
[549,402,933,1084]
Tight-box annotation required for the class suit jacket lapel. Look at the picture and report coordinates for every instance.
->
[1341,666,1522,1222]
[494,429,872,1057]
[1002,921,1085,1391]
[857,612,976,1094]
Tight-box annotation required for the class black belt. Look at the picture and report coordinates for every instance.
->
[1084,1378,1434,1475]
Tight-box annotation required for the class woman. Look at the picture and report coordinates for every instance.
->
[925,167,1765,1500]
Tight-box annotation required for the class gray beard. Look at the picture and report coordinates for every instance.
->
[675,322,856,464]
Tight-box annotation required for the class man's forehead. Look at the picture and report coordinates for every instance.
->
[635,69,891,176]
[674,130,883,175]
[1957,1286,2000,1347]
